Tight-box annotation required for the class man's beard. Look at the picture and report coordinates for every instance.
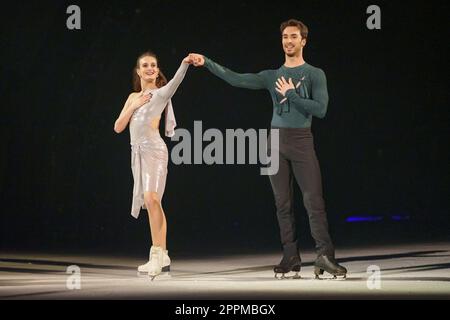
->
[285,50,299,57]
[284,45,301,57]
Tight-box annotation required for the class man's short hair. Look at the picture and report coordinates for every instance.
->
[280,19,308,39]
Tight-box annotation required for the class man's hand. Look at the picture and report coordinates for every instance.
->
[275,77,295,97]
[189,53,205,67]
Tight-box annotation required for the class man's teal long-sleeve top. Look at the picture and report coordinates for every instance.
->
[203,56,329,128]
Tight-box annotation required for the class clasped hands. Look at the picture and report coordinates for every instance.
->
[183,53,205,66]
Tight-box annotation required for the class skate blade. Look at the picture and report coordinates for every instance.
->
[137,265,170,277]
[314,273,347,280]
[148,272,171,281]
[274,271,301,280]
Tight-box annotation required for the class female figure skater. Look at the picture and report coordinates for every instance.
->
[114,51,193,279]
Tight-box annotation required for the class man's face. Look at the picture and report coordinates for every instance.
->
[282,26,306,57]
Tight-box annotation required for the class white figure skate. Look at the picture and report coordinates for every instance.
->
[137,248,171,275]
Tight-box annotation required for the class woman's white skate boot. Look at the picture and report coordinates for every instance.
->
[147,246,171,280]
[137,248,171,275]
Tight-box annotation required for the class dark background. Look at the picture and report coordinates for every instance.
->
[1,0,448,257]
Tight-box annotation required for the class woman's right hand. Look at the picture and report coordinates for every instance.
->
[130,93,152,110]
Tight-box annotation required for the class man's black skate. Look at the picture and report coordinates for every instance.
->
[314,255,347,279]
[273,255,301,280]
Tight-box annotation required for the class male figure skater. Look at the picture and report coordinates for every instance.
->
[190,19,346,279]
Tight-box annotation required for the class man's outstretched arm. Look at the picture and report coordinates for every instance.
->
[190,53,267,90]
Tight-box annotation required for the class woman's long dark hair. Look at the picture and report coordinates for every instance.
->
[133,51,168,92]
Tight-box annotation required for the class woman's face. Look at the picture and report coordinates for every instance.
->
[137,55,159,83]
